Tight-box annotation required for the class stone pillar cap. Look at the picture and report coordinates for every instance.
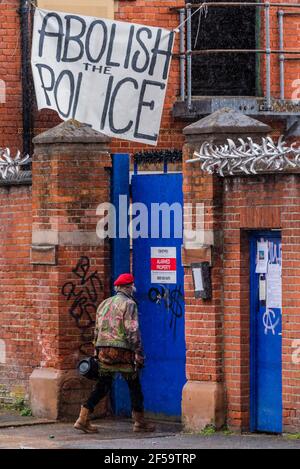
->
[183,107,271,135]
[33,119,111,144]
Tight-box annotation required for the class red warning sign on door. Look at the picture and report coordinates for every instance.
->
[151,247,177,284]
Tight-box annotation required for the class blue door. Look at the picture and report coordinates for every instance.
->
[250,232,282,433]
[132,173,186,418]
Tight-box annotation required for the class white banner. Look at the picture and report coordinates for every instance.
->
[31,8,175,145]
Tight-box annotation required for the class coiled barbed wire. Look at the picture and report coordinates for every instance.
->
[187,136,300,177]
[0,148,31,180]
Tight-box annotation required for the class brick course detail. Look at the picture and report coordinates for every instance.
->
[0,0,300,430]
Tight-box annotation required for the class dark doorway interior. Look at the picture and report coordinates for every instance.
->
[190,0,258,96]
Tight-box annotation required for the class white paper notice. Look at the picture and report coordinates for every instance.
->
[256,241,269,274]
[151,247,177,284]
[266,263,282,309]
[193,268,204,292]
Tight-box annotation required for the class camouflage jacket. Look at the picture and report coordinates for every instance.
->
[94,292,143,356]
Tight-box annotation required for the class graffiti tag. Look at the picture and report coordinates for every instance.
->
[62,256,103,354]
[263,308,280,336]
[148,285,184,338]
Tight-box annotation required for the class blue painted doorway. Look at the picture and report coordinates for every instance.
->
[250,231,282,433]
[131,173,186,419]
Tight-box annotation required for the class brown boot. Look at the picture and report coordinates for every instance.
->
[74,406,99,434]
[132,411,156,433]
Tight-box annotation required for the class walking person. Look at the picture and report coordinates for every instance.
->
[74,273,155,434]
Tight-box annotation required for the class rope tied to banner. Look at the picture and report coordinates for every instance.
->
[173,3,208,33]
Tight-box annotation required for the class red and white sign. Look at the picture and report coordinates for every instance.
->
[151,247,177,284]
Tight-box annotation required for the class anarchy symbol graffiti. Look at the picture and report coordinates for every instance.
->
[263,308,280,336]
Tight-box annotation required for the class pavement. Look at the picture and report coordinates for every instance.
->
[0,409,55,428]
[0,414,300,449]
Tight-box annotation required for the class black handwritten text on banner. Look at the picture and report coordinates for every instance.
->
[31,9,175,145]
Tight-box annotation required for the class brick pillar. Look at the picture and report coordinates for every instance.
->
[29,120,111,420]
[181,108,271,431]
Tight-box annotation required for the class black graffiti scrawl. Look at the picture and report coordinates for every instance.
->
[148,285,184,338]
[62,256,103,354]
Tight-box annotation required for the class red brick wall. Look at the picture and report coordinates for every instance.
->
[0,183,39,399]
[183,144,224,384]
[223,174,300,432]
[0,142,112,400]
[0,1,23,154]
[1,0,300,423]
[183,163,300,432]
[31,140,112,370]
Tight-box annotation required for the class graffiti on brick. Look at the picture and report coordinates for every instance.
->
[148,285,184,338]
[62,256,103,354]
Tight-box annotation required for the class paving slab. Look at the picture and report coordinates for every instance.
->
[0,418,299,449]
[0,410,56,428]
[0,418,180,449]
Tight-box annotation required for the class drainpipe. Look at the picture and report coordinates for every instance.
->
[265,2,272,111]
[186,4,192,111]
[278,10,285,101]
[19,0,33,156]
[179,8,186,102]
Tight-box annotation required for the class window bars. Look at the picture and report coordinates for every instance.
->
[172,2,300,111]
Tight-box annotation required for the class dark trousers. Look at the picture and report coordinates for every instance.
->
[84,373,144,413]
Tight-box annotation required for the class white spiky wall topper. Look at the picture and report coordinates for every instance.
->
[188,136,300,177]
[0,148,30,180]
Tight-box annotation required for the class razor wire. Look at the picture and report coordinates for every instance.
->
[187,136,300,176]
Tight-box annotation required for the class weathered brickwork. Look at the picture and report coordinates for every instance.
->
[0,183,36,399]
[31,141,111,369]
[0,1,23,153]
[222,174,300,432]
[183,149,300,432]
[0,0,300,429]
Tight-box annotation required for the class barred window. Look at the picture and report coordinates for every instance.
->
[190,0,258,97]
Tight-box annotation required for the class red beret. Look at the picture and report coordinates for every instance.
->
[114,273,135,286]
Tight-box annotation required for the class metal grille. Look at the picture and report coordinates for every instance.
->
[172,2,300,111]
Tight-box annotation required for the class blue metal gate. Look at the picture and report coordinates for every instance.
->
[250,231,282,433]
[132,173,186,418]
